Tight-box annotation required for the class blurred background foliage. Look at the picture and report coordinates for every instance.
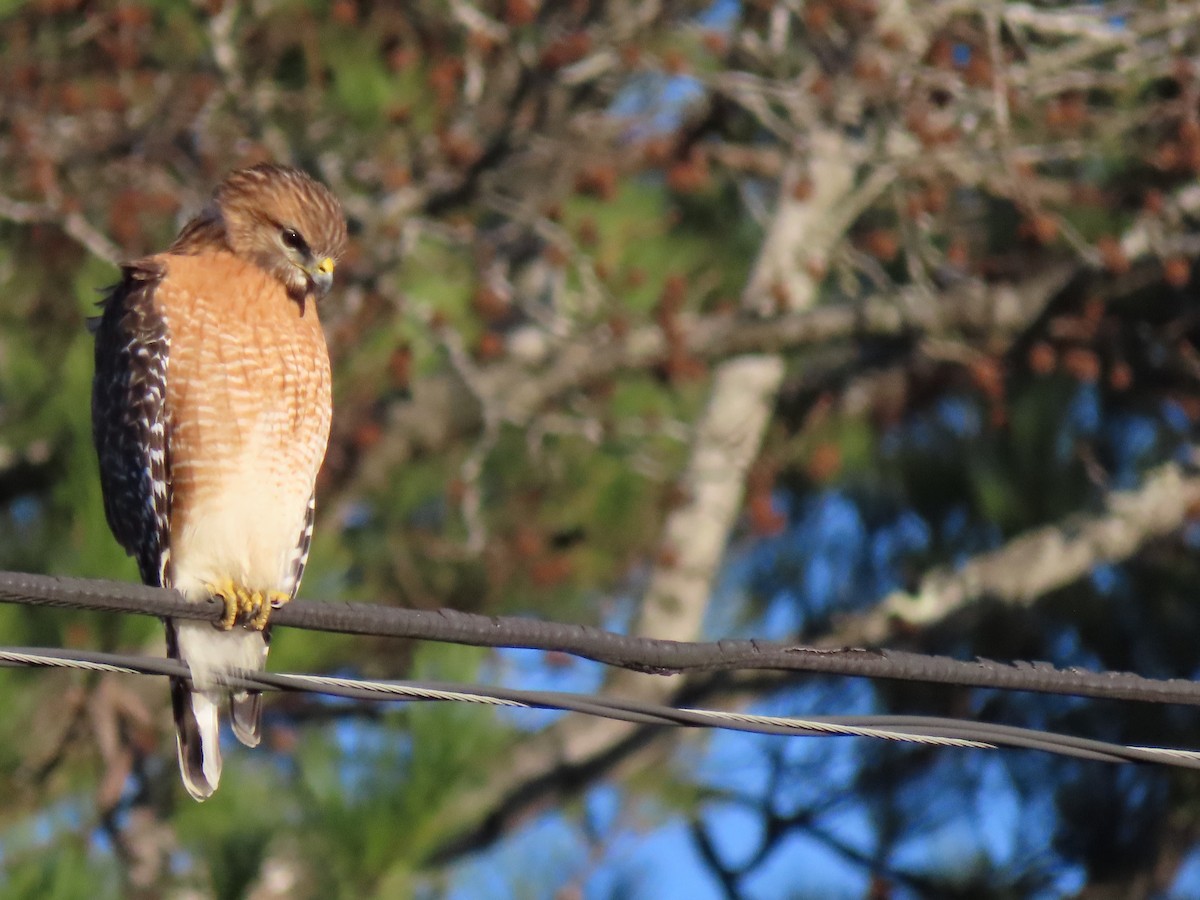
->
[3,0,1200,897]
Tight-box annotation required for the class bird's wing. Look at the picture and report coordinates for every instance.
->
[286,490,317,602]
[91,259,172,588]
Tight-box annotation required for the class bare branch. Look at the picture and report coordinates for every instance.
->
[839,458,1200,647]
[0,193,121,265]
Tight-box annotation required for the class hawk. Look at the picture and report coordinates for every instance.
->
[91,164,347,800]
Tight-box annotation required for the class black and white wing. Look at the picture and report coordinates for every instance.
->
[91,259,172,588]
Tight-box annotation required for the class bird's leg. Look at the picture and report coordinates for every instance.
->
[240,590,267,630]
[236,592,260,628]
[207,583,274,629]
[208,579,240,630]
[249,590,291,631]
[205,584,287,630]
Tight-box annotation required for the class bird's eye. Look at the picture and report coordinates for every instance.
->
[281,228,309,255]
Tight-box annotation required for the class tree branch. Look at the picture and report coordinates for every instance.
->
[837,457,1200,648]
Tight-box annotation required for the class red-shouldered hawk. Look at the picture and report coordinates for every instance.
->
[92,164,347,800]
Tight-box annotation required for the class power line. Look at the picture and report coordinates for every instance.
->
[3,646,1199,769]
[3,570,1200,707]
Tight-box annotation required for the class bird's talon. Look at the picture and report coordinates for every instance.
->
[247,591,272,630]
[208,580,239,630]
[207,583,279,629]
[235,588,254,621]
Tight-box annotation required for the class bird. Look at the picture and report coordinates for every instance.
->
[91,163,347,800]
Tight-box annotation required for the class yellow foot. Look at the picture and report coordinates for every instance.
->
[241,589,267,630]
[209,579,240,630]
[252,590,291,631]
[207,582,274,630]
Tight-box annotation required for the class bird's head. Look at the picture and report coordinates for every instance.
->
[203,163,348,302]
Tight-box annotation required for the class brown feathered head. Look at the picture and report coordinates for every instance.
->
[172,163,348,300]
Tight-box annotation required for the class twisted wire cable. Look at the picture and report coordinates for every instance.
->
[3,647,1200,769]
[3,570,1200,706]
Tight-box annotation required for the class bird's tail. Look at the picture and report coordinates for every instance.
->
[165,622,221,801]
[230,690,263,747]
[230,623,270,747]
[170,676,222,801]
[166,619,269,800]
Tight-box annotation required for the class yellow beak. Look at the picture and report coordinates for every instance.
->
[305,257,336,296]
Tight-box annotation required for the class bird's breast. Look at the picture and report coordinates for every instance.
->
[156,253,332,597]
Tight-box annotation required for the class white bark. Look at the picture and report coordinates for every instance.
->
[744,134,859,316]
[638,355,785,640]
[428,142,878,851]
[838,459,1200,647]
[623,128,872,656]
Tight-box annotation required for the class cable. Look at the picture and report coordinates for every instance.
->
[3,646,1200,770]
[3,570,1200,707]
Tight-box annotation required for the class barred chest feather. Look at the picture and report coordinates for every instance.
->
[156,252,331,602]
